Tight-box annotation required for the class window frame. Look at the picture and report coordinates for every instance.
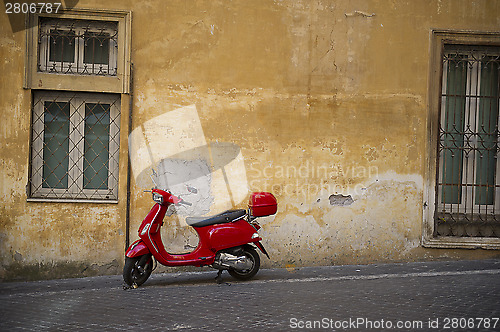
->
[423,30,500,249]
[25,8,131,94]
[29,91,120,202]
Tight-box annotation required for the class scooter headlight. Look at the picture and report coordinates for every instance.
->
[152,192,163,205]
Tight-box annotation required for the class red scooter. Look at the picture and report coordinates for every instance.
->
[123,178,277,288]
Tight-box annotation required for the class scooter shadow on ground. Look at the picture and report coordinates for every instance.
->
[129,269,264,288]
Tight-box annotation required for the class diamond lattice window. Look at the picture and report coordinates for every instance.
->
[435,45,500,237]
[30,91,120,200]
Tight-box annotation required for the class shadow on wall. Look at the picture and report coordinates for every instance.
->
[128,105,249,221]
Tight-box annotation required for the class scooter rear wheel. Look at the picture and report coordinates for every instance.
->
[123,255,153,287]
[228,246,260,280]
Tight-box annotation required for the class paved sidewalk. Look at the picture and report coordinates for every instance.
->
[1,259,499,331]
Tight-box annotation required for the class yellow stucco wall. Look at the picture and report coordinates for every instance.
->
[1,0,500,281]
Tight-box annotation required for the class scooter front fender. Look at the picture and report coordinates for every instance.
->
[126,240,151,258]
[253,241,270,259]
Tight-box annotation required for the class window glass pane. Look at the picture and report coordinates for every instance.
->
[83,103,110,190]
[84,32,110,65]
[42,101,70,189]
[476,58,499,205]
[49,29,75,63]
[441,55,467,204]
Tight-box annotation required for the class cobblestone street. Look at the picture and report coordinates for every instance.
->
[1,259,499,331]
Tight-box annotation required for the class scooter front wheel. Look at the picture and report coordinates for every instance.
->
[228,246,260,280]
[123,255,153,287]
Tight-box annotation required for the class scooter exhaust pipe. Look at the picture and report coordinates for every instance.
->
[212,252,253,270]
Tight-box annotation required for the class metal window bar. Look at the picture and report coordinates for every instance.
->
[435,45,500,237]
[38,18,118,76]
[29,91,120,201]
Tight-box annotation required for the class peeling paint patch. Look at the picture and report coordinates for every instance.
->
[13,251,23,262]
[344,10,376,18]
[329,194,354,206]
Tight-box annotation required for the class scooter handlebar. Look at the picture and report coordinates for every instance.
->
[178,200,192,206]
[152,189,193,206]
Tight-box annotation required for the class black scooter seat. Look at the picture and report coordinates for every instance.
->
[186,209,246,228]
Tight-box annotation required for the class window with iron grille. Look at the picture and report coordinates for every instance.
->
[38,18,118,76]
[435,45,500,238]
[29,91,120,201]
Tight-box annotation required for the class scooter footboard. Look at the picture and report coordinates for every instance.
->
[126,240,151,258]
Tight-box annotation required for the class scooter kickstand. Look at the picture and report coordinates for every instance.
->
[215,270,224,284]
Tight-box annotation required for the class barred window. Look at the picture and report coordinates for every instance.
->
[435,45,500,237]
[29,91,120,201]
[38,18,118,76]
